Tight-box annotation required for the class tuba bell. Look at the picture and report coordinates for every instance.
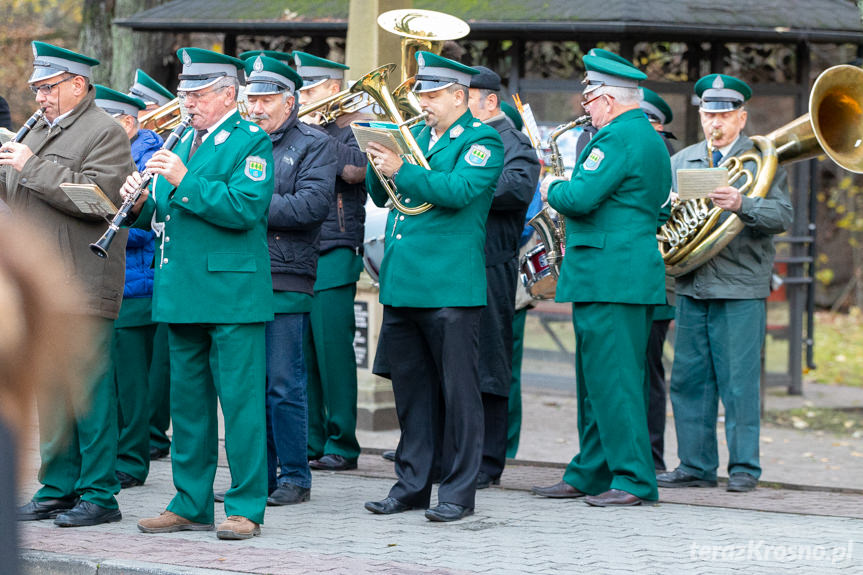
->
[659,64,863,278]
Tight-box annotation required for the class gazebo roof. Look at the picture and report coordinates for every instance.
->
[115,0,863,43]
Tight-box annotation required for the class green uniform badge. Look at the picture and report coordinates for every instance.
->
[245,156,267,181]
[583,148,605,171]
[465,144,491,167]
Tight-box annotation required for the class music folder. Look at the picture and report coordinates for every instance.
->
[676,167,729,201]
[350,121,412,156]
[59,183,117,217]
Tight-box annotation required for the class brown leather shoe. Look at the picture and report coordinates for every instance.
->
[138,510,213,533]
[584,489,643,507]
[216,515,261,540]
[531,481,586,499]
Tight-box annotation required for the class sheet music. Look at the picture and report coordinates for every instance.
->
[350,121,412,155]
[676,168,729,201]
[59,183,117,217]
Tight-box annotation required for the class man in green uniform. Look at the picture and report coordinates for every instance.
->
[126,48,275,540]
[531,53,669,507]
[657,75,792,493]
[363,52,503,522]
[5,42,132,527]
[93,85,165,488]
[293,51,367,472]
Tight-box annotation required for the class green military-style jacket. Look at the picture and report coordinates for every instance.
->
[134,110,275,324]
[548,108,670,304]
[366,109,504,308]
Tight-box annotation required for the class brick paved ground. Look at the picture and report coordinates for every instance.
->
[19,460,863,575]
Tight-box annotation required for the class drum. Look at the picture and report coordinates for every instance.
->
[520,243,557,300]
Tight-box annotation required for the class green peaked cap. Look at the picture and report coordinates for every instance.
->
[695,74,751,112]
[176,47,245,91]
[587,48,633,67]
[413,51,478,93]
[239,50,293,64]
[94,84,146,117]
[244,55,303,94]
[640,87,673,124]
[292,51,348,90]
[582,53,646,95]
[129,69,173,106]
[30,41,99,83]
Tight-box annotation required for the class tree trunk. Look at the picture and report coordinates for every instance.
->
[78,0,116,85]
[111,0,173,93]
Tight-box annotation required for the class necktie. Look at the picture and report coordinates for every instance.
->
[189,129,205,159]
[712,149,722,167]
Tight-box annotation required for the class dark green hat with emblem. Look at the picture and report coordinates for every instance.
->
[582,53,646,96]
[501,101,524,131]
[587,48,633,68]
[413,51,479,93]
[695,74,751,112]
[129,69,174,106]
[239,50,293,64]
[94,85,146,117]
[244,55,303,95]
[30,41,99,83]
[292,51,348,90]
[176,47,245,92]
[640,87,673,125]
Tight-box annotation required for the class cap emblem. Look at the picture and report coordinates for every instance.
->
[712,76,724,89]
[253,56,264,72]
[32,43,38,57]
[417,53,425,67]
[182,51,191,66]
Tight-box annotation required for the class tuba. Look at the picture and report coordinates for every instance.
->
[524,115,591,299]
[659,65,863,278]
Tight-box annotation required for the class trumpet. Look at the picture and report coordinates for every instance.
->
[90,117,192,259]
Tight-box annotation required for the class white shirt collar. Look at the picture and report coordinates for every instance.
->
[199,108,237,142]
[49,109,73,128]
[717,136,740,159]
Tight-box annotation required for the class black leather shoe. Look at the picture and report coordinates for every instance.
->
[309,454,358,471]
[381,450,396,462]
[476,471,500,490]
[656,468,717,488]
[727,472,758,492]
[116,471,143,489]
[364,497,413,515]
[531,481,586,499]
[584,489,643,507]
[425,503,473,522]
[18,497,78,521]
[150,445,170,460]
[267,484,310,506]
[54,501,122,527]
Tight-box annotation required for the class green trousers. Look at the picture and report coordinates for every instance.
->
[35,318,120,509]
[506,307,528,459]
[669,296,764,480]
[114,319,157,483]
[562,303,658,501]
[306,284,361,460]
[166,323,267,524]
[148,322,171,452]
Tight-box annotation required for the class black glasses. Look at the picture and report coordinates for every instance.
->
[29,75,74,95]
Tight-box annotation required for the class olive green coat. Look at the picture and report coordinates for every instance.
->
[366,109,504,308]
[0,87,132,319]
[134,111,274,323]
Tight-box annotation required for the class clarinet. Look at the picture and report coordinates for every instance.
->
[0,108,44,150]
[90,117,191,259]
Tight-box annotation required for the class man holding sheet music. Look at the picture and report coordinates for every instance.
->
[657,74,792,494]
[1,42,132,527]
[363,51,503,523]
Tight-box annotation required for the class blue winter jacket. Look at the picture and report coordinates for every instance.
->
[124,129,163,298]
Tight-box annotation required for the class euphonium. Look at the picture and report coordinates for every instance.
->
[298,87,369,126]
[659,64,863,278]
[139,97,183,135]
[352,64,433,216]
[526,115,592,298]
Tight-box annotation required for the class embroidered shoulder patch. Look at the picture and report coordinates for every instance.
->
[249,125,260,132]
[582,148,605,171]
[213,130,230,145]
[245,156,267,181]
[450,125,464,139]
[464,144,491,167]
